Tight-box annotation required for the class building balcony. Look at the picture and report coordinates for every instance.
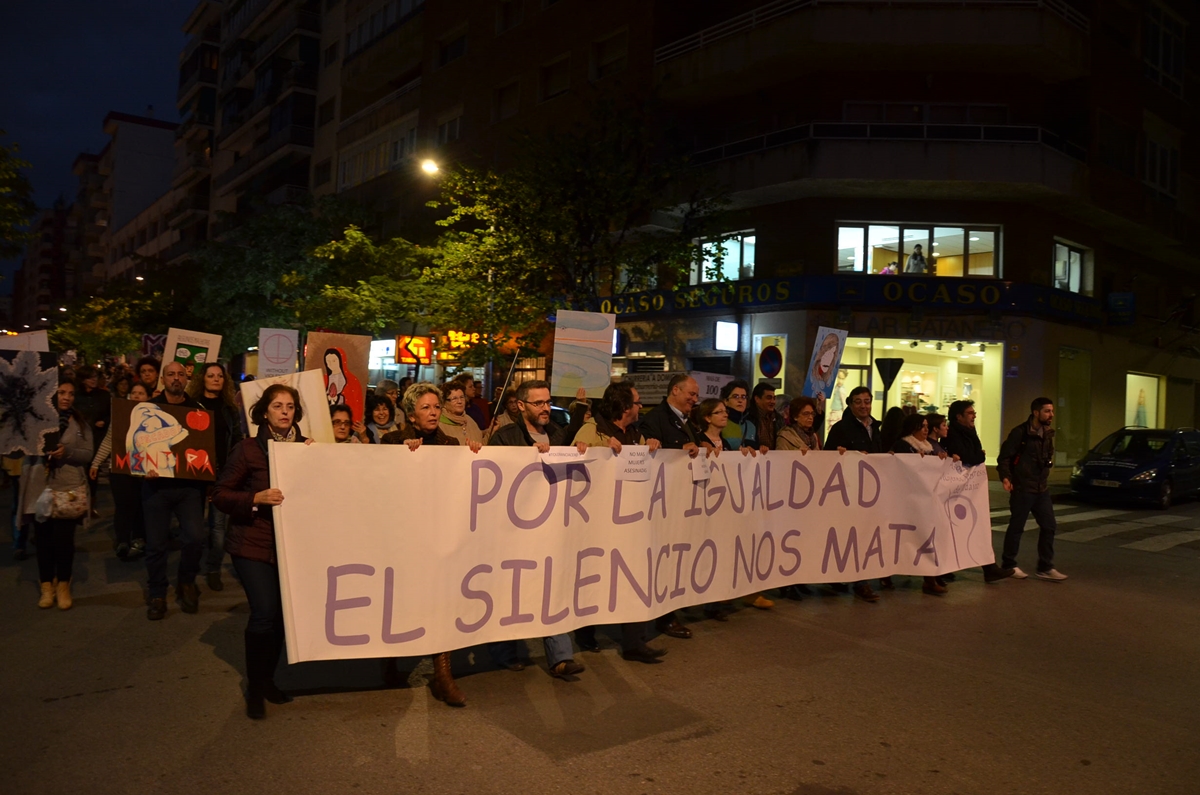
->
[89,192,108,209]
[177,66,219,105]
[176,110,216,141]
[253,9,320,67]
[213,125,314,192]
[692,121,1090,205]
[655,0,1091,103]
[224,0,284,45]
[87,243,105,258]
[168,194,211,226]
[266,184,309,206]
[172,151,212,187]
[220,40,256,92]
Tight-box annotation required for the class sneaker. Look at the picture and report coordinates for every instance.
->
[1010,567,1029,580]
[1036,569,1068,582]
[115,542,130,561]
[128,540,146,561]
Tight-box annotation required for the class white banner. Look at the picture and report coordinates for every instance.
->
[271,446,992,663]
[239,370,335,443]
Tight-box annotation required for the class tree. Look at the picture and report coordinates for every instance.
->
[425,100,728,362]
[0,131,37,260]
[190,196,368,351]
[48,292,171,364]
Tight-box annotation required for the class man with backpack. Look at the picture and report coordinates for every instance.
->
[997,397,1067,582]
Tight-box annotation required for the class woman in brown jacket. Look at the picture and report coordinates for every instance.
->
[211,384,309,720]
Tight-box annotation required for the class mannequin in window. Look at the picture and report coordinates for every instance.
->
[904,244,928,274]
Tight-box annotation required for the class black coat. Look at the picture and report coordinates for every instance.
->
[825,414,883,453]
[944,422,986,467]
[488,419,568,447]
[638,399,697,450]
[997,419,1055,493]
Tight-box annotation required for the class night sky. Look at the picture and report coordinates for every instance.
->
[0,0,196,293]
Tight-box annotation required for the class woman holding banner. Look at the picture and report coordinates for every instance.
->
[211,383,309,720]
[891,413,951,596]
[381,383,478,705]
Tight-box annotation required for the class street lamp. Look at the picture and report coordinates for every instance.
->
[58,307,67,312]
[421,159,439,175]
[135,276,144,281]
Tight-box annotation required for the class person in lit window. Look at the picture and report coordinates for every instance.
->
[904,244,928,274]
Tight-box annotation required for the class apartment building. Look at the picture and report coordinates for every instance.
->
[211,0,322,220]
[11,206,72,330]
[170,0,224,263]
[310,0,1197,468]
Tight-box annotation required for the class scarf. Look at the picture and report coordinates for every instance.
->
[793,425,821,451]
[903,434,933,454]
[366,420,395,442]
[269,425,298,443]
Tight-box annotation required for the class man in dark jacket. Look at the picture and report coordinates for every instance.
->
[825,386,883,453]
[822,386,883,602]
[997,397,1066,582]
[944,400,1014,584]
[143,361,208,620]
[749,382,785,450]
[487,379,587,680]
[638,374,702,638]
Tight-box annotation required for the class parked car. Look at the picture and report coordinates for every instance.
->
[1069,427,1200,509]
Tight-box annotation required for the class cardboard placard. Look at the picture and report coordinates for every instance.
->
[304,332,370,423]
[109,398,217,481]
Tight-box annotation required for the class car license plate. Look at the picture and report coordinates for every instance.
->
[1092,479,1121,488]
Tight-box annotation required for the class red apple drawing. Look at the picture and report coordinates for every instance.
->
[186,409,211,432]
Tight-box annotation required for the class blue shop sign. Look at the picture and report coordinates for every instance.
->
[597,275,1105,324]
[1107,292,1136,325]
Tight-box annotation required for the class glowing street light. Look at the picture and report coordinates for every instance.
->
[135,276,144,281]
[58,307,67,312]
[421,159,439,175]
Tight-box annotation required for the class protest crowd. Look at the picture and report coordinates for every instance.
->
[7,359,1064,720]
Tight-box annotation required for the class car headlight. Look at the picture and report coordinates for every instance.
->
[1129,469,1158,482]
[1072,463,1083,477]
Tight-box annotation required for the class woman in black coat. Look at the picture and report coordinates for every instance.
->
[891,413,950,596]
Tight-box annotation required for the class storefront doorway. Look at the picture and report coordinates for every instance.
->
[838,337,1003,463]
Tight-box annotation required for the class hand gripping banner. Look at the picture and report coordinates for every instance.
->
[270,445,992,662]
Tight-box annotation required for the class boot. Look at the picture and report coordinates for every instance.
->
[56,580,72,610]
[244,630,288,719]
[430,652,465,707]
[263,630,293,704]
[38,582,55,609]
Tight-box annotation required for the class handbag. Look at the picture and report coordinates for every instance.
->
[43,465,89,521]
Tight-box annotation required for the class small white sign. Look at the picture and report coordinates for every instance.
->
[539,446,587,465]
[691,458,713,483]
[615,445,651,481]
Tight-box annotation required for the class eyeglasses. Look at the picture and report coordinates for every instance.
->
[524,400,552,408]
[331,420,352,427]
[632,401,643,407]
[727,393,747,401]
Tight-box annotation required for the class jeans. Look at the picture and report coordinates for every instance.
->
[9,475,26,552]
[489,634,574,669]
[1001,490,1057,572]
[34,518,77,582]
[231,556,284,635]
[203,501,230,575]
[142,483,206,599]
[110,474,145,548]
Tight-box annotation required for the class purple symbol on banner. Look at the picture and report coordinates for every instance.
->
[944,495,979,567]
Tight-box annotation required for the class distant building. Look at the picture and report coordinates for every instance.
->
[12,206,71,330]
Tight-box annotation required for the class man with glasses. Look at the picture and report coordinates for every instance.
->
[330,405,361,443]
[487,379,589,680]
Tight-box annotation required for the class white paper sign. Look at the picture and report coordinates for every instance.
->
[539,446,586,464]
[616,445,652,481]
[257,328,299,378]
[270,446,993,662]
[0,330,50,352]
[690,457,713,482]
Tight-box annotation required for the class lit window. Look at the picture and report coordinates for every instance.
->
[835,224,1001,277]
[1054,241,1092,296]
[690,231,756,284]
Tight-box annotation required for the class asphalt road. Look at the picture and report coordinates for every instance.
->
[2,482,1198,795]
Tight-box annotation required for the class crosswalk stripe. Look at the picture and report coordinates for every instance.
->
[991,508,1127,533]
[1058,522,1146,543]
[1120,531,1200,552]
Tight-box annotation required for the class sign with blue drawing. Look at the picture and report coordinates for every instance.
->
[802,326,849,401]
[549,310,616,398]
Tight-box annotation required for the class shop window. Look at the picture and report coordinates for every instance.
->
[690,231,756,284]
[1054,241,1092,295]
[1144,4,1184,96]
[1126,373,1162,428]
[835,223,1001,277]
[1057,347,1092,466]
